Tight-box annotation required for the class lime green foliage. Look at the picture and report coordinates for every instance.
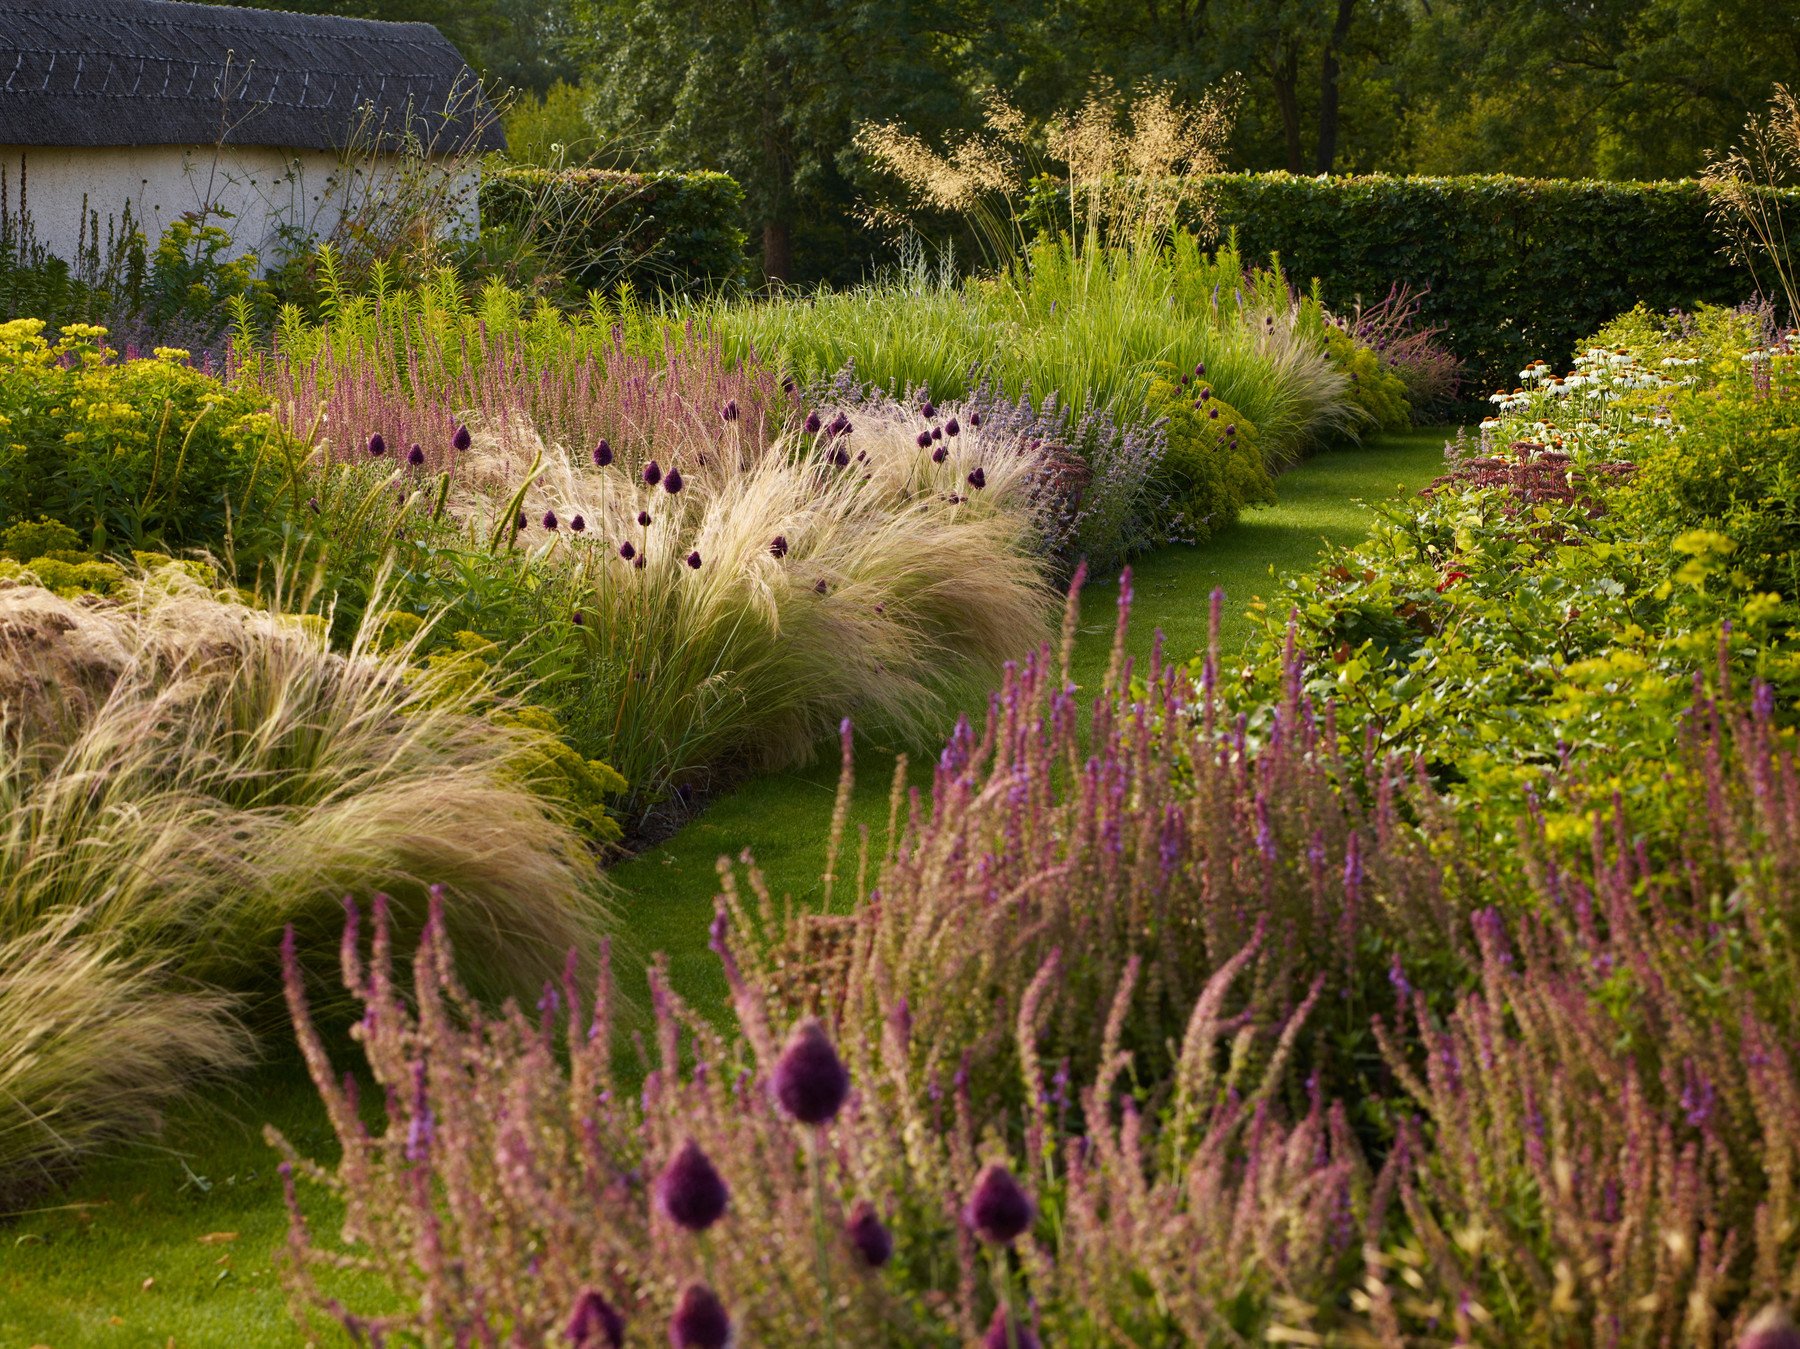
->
[499,81,600,167]
[1324,325,1412,431]
[1141,368,1274,540]
[0,321,295,554]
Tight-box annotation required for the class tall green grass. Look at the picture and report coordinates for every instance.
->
[0,571,610,1201]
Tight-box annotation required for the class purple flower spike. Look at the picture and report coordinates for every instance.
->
[916,430,933,449]
[594,439,613,467]
[967,466,986,490]
[932,445,948,464]
[657,1139,728,1231]
[945,416,960,436]
[664,466,684,494]
[967,1162,1032,1244]
[643,460,663,487]
[366,432,386,457]
[452,423,472,453]
[619,540,636,560]
[542,510,558,530]
[770,534,789,558]
[570,514,586,532]
[804,411,823,434]
[638,510,653,527]
[720,399,740,422]
[407,443,425,466]
[845,1200,892,1268]
[564,1288,626,1348]
[982,1307,1040,1349]
[669,1283,730,1349]
[773,1019,850,1125]
[686,550,703,569]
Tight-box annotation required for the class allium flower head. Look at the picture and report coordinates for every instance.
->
[966,1162,1032,1243]
[669,1283,730,1349]
[1208,408,1219,419]
[931,426,943,441]
[967,466,986,490]
[664,467,684,494]
[452,423,472,453]
[1194,361,1206,376]
[564,1287,626,1348]
[804,411,823,434]
[619,540,636,560]
[921,400,937,418]
[517,511,529,530]
[1224,424,1236,436]
[306,496,320,513]
[657,1139,728,1231]
[1741,1305,1800,1349]
[643,460,663,487]
[916,430,933,449]
[593,439,613,467]
[634,556,646,569]
[772,1019,850,1125]
[407,443,425,466]
[543,510,558,530]
[770,535,789,558]
[945,416,960,436]
[982,1307,1039,1349]
[932,445,948,464]
[720,399,740,422]
[570,514,586,532]
[572,610,583,625]
[832,446,851,468]
[366,432,386,457]
[686,550,703,569]
[969,411,982,428]
[845,1200,892,1268]
[639,510,653,527]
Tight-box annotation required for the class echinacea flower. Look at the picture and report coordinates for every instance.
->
[593,439,613,467]
[845,1200,892,1268]
[686,550,702,569]
[773,1019,849,1124]
[664,467,684,494]
[966,1163,1032,1243]
[367,432,386,457]
[967,466,986,490]
[563,1287,625,1348]
[452,423,472,453]
[407,443,425,466]
[657,1139,728,1231]
[770,534,789,558]
[643,460,662,487]
[669,1283,730,1349]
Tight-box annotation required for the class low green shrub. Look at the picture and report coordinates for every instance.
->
[1139,367,1274,541]
[479,167,750,296]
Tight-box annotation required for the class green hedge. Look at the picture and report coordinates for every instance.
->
[480,168,749,296]
[1028,173,1794,394]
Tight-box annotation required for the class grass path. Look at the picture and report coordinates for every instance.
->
[0,427,1450,1349]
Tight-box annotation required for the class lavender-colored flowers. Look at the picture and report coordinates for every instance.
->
[594,439,613,467]
[643,460,662,487]
[772,1019,849,1125]
[367,432,387,457]
[664,467,684,495]
[966,1163,1032,1244]
[563,1288,625,1348]
[657,1139,728,1231]
[668,1283,730,1349]
[844,1200,892,1268]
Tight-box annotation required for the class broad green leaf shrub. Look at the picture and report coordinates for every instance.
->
[0,320,295,554]
[479,167,750,297]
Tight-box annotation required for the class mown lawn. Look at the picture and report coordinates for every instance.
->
[0,427,1449,1349]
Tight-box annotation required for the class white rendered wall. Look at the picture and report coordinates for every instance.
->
[0,144,479,266]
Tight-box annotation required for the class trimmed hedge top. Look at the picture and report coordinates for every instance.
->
[480,167,749,296]
[1210,173,1794,393]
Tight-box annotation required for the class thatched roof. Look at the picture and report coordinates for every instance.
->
[0,0,504,153]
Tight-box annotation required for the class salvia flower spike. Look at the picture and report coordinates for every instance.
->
[772,1019,850,1125]
[967,1162,1032,1244]
[563,1287,626,1348]
[657,1138,728,1231]
[668,1283,730,1349]
[845,1200,892,1268]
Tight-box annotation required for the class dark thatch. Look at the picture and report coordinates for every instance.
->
[0,0,504,153]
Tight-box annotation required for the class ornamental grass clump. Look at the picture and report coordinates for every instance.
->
[0,570,609,1200]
